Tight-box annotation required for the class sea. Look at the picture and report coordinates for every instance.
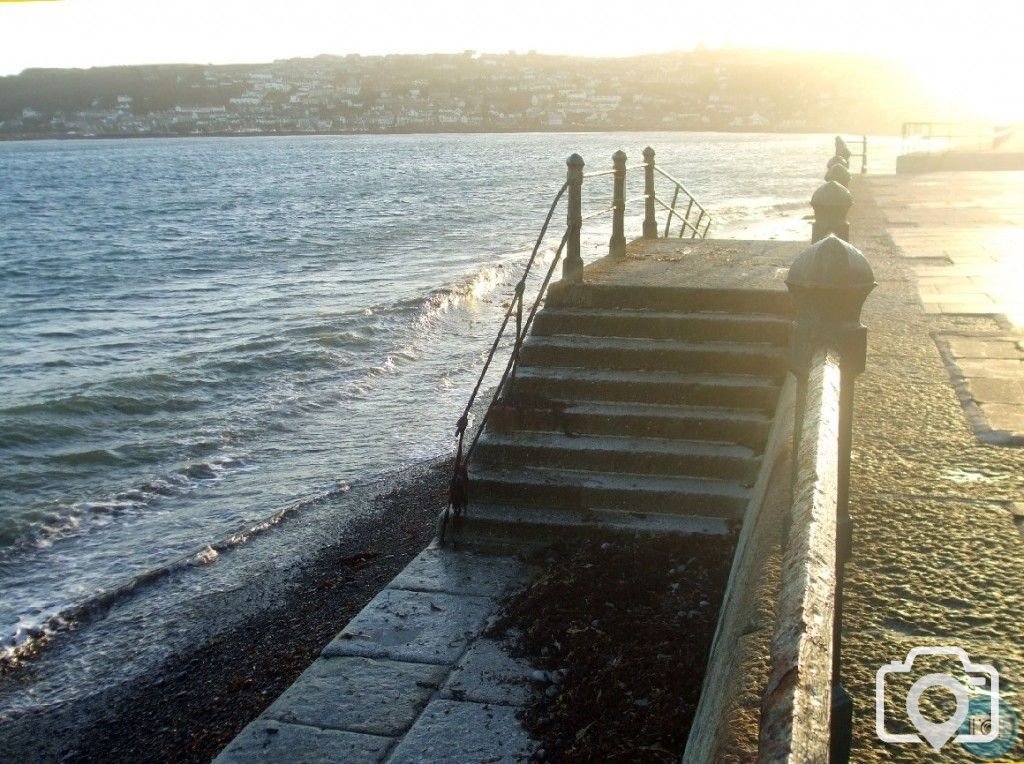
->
[0,131,897,712]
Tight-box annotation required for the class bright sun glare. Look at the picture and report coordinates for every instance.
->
[908,53,1024,124]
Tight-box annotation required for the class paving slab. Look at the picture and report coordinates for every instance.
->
[837,177,1024,762]
[868,172,1024,326]
[262,656,446,736]
[934,334,1024,444]
[386,699,536,763]
[964,376,1024,404]
[945,337,1023,359]
[387,547,530,598]
[214,719,391,764]
[321,587,493,665]
[952,358,1024,378]
[978,403,1024,436]
[439,635,536,706]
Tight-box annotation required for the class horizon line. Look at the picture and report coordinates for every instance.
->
[1,45,910,78]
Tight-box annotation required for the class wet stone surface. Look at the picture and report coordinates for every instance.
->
[262,656,447,737]
[321,588,493,665]
[387,699,536,764]
[386,547,530,598]
[215,720,392,764]
[439,635,535,707]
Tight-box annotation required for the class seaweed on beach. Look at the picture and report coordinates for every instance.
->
[489,533,735,762]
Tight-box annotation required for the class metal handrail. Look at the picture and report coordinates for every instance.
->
[581,162,650,179]
[442,149,711,541]
[652,166,711,239]
[463,229,570,464]
[653,196,704,237]
[580,204,616,223]
[654,166,706,213]
[442,179,570,541]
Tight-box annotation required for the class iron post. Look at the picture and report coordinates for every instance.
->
[642,146,658,238]
[610,150,627,258]
[563,153,585,282]
[691,208,704,239]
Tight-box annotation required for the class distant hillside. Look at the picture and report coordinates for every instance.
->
[0,50,949,138]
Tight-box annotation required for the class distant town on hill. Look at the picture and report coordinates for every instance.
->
[0,49,946,140]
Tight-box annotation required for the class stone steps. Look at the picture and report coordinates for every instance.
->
[532,306,791,344]
[519,335,788,377]
[454,280,789,543]
[510,366,780,411]
[469,465,750,518]
[487,399,772,450]
[547,282,792,316]
[474,430,758,483]
[450,503,731,542]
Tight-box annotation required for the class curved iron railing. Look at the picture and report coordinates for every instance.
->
[441,147,711,541]
[655,166,711,238]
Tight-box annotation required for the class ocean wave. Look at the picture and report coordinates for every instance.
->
[0,480,352,669]
[1,390,206,421]
[47,448,127,466]
[415,262,511,325]
[0,454,247,553]
[206,345,342,375]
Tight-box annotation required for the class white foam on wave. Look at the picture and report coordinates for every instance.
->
[0,478,357,669]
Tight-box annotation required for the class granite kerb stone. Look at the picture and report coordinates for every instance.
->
[214,719,393,764]
[322,587,495,666]
[386,699,536,763]
[261,655,448,737]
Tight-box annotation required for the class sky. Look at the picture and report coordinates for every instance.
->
[2,0,1023,120]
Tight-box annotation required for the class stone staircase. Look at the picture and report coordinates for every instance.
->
[458,282,792,541]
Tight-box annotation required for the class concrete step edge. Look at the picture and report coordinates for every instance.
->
[512,365,782,389]
[476,430,757,459]
[450,503,733,538]
[536,306,793,325]
[469,465,751,498]
[502,398,772,423]
[525,334,787,355]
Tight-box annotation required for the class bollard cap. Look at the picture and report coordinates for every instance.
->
[825,163,852,186]
[612,149,627,164]
[786,234,875,294]
[827,154,849,169]
[811,180,853,213]
[567,152,584,168]
[786,236,875,369]
[642,146,655,159]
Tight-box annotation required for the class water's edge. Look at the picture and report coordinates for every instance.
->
[0,453,450,760]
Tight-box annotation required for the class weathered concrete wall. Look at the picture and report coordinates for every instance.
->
[759,349,840,762]
[686,348,844,763]
[684,377,795,763]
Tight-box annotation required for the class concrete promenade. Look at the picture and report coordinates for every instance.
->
[842,175,1024,761]
[868,172,1024,443]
